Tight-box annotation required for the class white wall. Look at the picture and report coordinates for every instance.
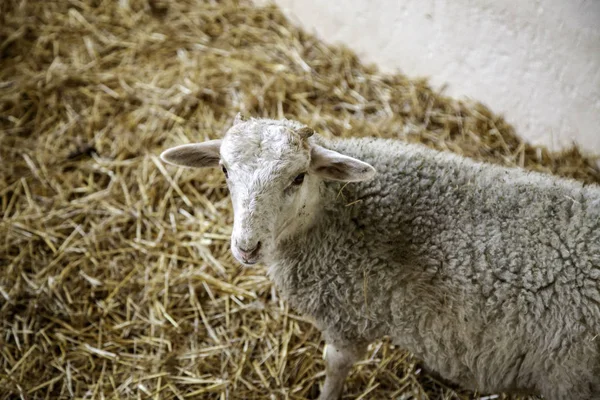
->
[270,0,600,153]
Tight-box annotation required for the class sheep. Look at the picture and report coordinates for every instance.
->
[160,114,600,400]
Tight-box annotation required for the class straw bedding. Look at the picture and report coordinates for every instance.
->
[1,0,599,399]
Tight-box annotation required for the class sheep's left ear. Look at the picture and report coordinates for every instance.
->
[310,145,376,182]
[160,140,222,168]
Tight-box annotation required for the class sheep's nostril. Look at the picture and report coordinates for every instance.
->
[239,244,256,254]
[252,241,262,256]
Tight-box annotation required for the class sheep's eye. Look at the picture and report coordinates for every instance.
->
[221,166,228,178]
[292,173,305,185]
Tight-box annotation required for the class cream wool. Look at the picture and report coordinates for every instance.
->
[161,116,600,400]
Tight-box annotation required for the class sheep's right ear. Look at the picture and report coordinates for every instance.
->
[160,140,221,168]
[310,145,376,182]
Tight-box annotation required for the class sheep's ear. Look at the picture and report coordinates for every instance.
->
[160,140,221,168]
[233,112,246,126]
[310,145,376,182]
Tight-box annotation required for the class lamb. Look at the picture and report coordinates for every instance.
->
[160,115,600,400]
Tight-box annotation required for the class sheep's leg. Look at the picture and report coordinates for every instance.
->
[318,342,366,400]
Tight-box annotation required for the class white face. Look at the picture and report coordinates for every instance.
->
[160,116,376,266]
[219,121,316,265]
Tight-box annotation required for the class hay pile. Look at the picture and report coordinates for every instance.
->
[1,0,598,399]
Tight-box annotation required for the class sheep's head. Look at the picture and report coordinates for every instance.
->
[160,115,375,266]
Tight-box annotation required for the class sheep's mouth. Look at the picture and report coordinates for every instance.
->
[233,254,260,266]
[231,246,262,266]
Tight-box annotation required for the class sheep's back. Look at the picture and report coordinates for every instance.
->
[322,137,600,391]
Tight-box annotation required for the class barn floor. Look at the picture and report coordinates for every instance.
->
[1,1,598,399]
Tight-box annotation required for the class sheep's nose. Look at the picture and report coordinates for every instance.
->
[237,241,261,263]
